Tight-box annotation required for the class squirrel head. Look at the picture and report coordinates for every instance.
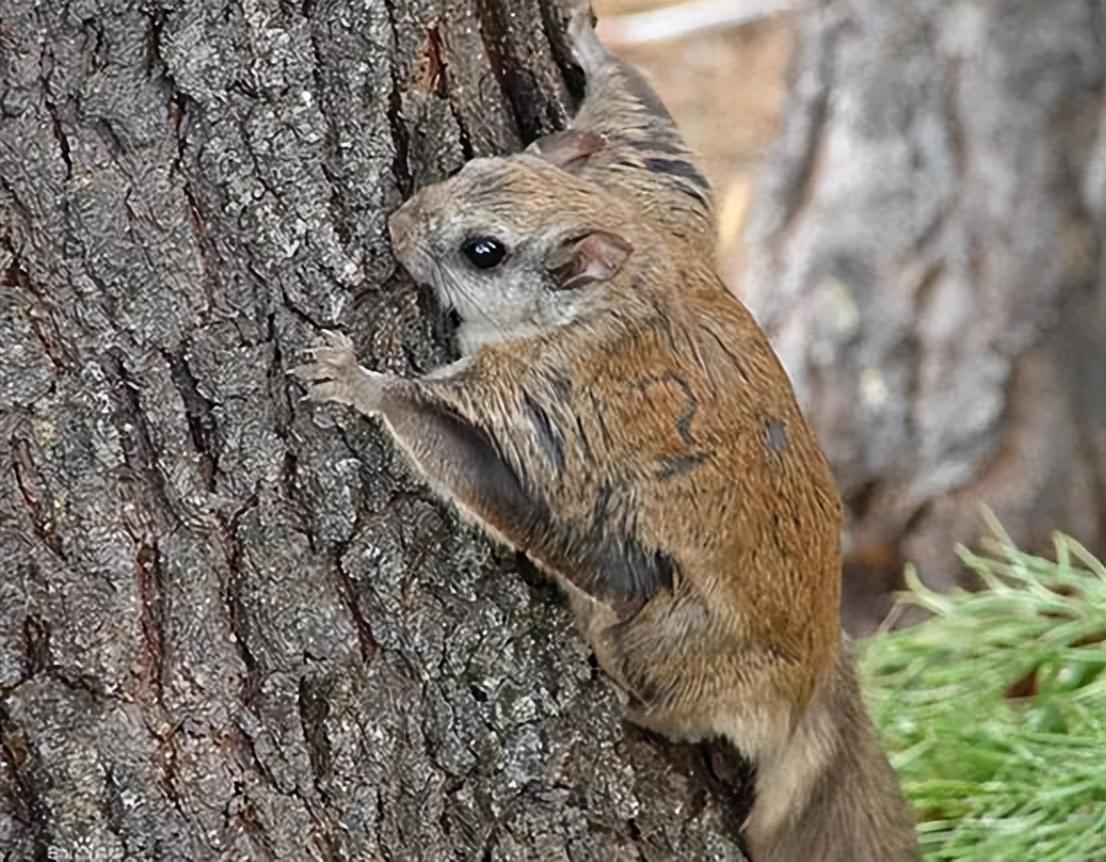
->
[388,154,639,354]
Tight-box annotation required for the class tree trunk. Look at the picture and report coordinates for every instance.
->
[741,0,1106,631]
[0,1,747,858]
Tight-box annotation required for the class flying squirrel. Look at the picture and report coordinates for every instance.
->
[292,8,918,861]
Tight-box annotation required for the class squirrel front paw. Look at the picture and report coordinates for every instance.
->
[290,330,384,413]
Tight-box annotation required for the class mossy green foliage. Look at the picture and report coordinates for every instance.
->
[860,516,1106,862]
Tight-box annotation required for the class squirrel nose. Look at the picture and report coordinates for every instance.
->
[388,202,417,254]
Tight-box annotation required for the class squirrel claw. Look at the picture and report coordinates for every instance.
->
[321,329,354,350]
[567,3,604,72]
[290,332,383,414]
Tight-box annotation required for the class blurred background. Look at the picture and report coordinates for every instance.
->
[595,0,794,277]
[593,0,1106,633]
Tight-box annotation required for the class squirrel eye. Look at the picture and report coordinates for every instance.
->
[461,236,507,269]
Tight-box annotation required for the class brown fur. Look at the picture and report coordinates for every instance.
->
[292,10,918,860]
[424,216,842,725]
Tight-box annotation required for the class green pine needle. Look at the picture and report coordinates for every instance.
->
[859,514,1106,862]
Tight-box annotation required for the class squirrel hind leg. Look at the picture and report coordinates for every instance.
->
[567,3,608,75]
[601,596,806,756]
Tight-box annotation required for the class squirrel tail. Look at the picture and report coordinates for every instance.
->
[745,646,920,862]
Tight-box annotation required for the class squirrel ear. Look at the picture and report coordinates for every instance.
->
[547,231,633,291]
[526,129,606,169]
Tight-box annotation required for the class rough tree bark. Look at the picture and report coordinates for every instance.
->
[741,0,1106,629]
[0,1,747,858]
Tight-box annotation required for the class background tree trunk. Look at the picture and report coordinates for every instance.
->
[0,1,747,858]
[741,0,1106,631]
